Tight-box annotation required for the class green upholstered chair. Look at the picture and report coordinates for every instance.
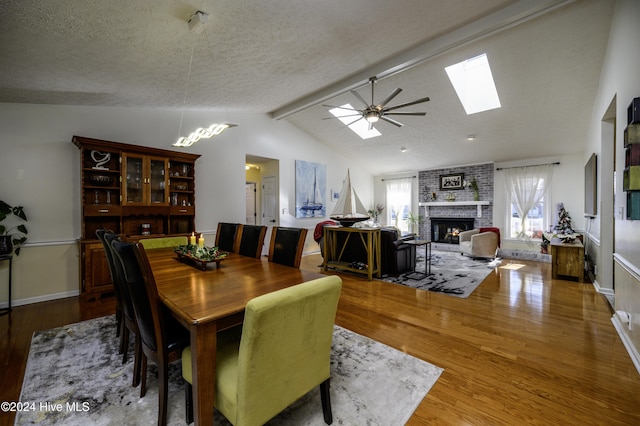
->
[138,236,188,250]
[267,226,308,268]
[237,225,267,259]
[215,222,241,253]
[182,275,342,425]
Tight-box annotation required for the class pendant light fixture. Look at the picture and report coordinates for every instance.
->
[173,11,237,147]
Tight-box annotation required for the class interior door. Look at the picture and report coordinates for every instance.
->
[262,176,277,226]
[245,182,256,224]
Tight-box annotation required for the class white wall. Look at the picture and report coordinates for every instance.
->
[0,103,373,306]
[584,0,640,373]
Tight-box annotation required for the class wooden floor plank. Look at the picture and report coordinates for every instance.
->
[1,254,639,425]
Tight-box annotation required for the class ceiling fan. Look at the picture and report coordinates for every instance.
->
[324,77,430,130]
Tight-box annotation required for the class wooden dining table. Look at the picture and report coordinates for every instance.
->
[145,248,325,425]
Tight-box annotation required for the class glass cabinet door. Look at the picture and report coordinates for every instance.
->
[149,157,168,204]
[123,154,168,205]
[125,155,144,204]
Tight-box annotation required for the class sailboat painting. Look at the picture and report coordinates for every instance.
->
[330,169,370,226]
[295,160,326,218]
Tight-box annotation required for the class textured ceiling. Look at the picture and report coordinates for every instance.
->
[0,0,615,174]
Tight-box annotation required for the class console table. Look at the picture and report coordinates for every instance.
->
[0,254,12,315]
[550,238,584,283]
[323,226,381,280]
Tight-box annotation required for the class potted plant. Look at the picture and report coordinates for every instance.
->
[367,204,385,225]
[465,177,480,201]
[406,211,424,236]
[540,234,550,254]
[0,200,28,255]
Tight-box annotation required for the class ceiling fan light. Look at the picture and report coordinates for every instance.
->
[365,111,379,123]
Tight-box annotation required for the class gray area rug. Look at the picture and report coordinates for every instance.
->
[17,315,443,425]
[382,248,500,298]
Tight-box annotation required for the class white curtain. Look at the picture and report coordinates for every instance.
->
[386,178,412,228]
[502,164,554,239]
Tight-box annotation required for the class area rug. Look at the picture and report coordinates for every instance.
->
[382,248,500,298]
[17,315,443,425]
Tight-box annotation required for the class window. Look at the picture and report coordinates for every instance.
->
[508,191,548,239]
[386,178,412,232]
[501,164,554,240]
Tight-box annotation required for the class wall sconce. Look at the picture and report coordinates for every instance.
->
[173,123,237,147]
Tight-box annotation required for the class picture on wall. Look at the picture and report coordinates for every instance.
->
[295,160,327,218]
[439,173,465,190]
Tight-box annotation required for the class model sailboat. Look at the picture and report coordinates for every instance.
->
[330,169,370,226]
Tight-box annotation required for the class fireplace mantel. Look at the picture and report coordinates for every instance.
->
[418,201,491,218]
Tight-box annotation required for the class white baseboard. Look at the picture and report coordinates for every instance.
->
[591,278,615,295]
[611,314,640,376]
[0,290,80,309]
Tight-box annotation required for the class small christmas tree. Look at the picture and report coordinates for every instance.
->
[553,203,573,234]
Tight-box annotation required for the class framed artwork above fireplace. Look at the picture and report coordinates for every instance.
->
[439,173,464,190]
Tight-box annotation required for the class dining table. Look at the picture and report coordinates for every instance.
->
[145,247,325,425]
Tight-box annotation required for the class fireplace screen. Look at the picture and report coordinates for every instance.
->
[431,218,475,244]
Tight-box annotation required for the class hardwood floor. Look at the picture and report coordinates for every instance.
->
[2,254,639,425]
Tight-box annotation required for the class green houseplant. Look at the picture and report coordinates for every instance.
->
[406,211,424,236]
[0,200,28,255]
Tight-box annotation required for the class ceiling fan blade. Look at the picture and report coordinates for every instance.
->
[346,116,364,127]
[350,89,370,109]
[384,111,427,116]
[380,116,404,127]
[383,96,430,112]
[378,88,402,109]
[322,104,358,111]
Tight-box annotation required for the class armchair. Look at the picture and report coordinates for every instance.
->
[459,228,500,259]
[380,228,416,276]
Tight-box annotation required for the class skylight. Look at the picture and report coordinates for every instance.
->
[445,53,501,115]
[328,104,381,139]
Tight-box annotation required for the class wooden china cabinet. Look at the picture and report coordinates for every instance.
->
[73,136,200,301]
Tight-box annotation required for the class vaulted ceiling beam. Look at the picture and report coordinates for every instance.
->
[270,0,573,120]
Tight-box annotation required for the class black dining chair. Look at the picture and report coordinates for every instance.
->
[267,226,308,268]
[102,232,144,387]
[111,240,189,426]
[237,224,267,259]
[96,230,140,376]
[215,222,241,252]
[95,230,123,338]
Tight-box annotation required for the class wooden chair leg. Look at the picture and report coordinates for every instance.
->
[320,379,333,425]
[185,382,194,424]
[118,324,125,355]
[132,334,142,388]
[158,363,168,426]
[140,355,148,398]
[121,326,130,364]
[116,308,122,337]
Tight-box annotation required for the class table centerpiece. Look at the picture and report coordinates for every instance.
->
[174,244,228,270]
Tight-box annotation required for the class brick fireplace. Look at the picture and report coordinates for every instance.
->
[417,163,494,239]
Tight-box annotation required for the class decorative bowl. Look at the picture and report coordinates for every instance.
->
[90,174,113,186]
